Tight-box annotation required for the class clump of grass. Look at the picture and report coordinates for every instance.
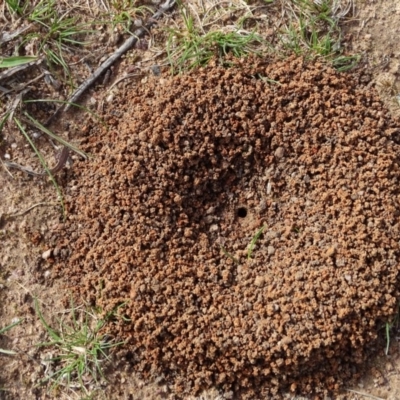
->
[166,1,264,73]
[165,0,358,73]
[22,0,93,80]
[98,0,153,35]
[34,298,124,396]
[280,0,359,71]
[4,0,93,82]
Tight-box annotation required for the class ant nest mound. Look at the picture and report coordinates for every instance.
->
[55,57,400,398]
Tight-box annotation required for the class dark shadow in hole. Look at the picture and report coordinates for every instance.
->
[237,207,248,218]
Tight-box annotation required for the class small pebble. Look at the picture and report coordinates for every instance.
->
[42,249,52,260]
[274,147,285,159]
[267,246,275,255]
[324,245,337,258]
[209,224,219,232]
[150,65,161,76]
[138,131,148,141]
[254,275,265,287]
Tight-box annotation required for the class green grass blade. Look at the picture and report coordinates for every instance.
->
[0,318,23,355]
[0,348,18,355]
[14,118,65,216]
[24,98,105,129]
[0,56,37,68]
[0,111,11,135]
[247,225,266,259]
[0,319,22,335]
[23,112,88,159]
[220,246,240,264]
[333,54,360,72]
[34,297,62,342]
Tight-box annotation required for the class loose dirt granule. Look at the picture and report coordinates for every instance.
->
[53,56,400,398]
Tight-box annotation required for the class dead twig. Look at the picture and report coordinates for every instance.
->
[0,24,34,44]
[64,0,176,112]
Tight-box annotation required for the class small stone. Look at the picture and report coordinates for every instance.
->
[254,275,265,287]
[42,249,52,260]
[184,228,192,238]
[267,246,275,255]
[173,194,182,204]
[266,181,272,194]
[150,65,161,76]
[138,131,148,141]
[283,224,292,238]
[258,199,267,212]
[209,224,219,232]
[386,362,393,372]
[295,271,304,281]
[274,147,285,159]
[324,245,337,258]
